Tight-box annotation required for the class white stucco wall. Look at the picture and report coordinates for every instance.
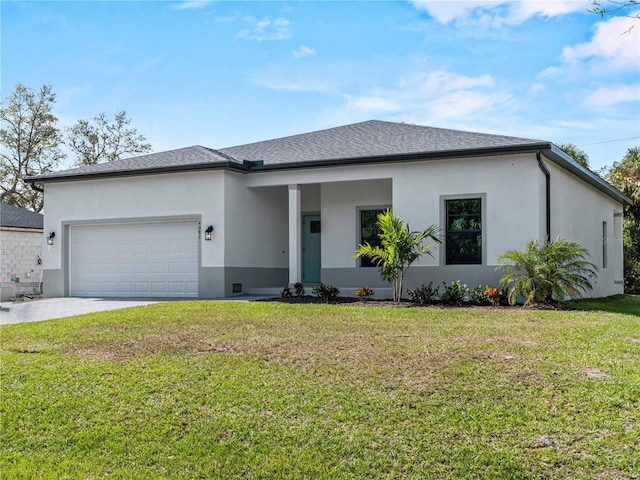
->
[315,154,542,270]
[41,150,624,299]
[392,154,542,267]
[301,184,321,213]
[43,171,226,271]
[321,179,393,269]
[223,173,288,268]
[547,160,624,297]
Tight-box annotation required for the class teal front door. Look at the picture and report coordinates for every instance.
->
[302,214,321,283]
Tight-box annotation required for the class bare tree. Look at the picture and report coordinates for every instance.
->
[0,84,65,212]
[67,110,152,166]
[590,1,640,19]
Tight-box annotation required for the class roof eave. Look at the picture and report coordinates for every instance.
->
[25,142,631,207]
[247,142,554,172]
[25,161,249,184]
[544,145,632,206]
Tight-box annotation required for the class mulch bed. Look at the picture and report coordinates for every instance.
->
[261,295,527,308]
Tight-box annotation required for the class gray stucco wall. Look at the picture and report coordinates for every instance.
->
[323,265,503,299]
[223,267,288,297]
[42,269,65,298]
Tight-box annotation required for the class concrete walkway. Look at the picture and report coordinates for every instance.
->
[0,297,160,325]
[0,295,276,325]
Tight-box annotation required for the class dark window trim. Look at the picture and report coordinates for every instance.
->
[357,206,390,268]
[440,194,486,266]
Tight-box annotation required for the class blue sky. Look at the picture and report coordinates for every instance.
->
[2,0,639,171]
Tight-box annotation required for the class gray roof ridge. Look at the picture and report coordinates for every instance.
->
[369,119,545,143]
[217,119,383,150]
[196,145,239,163]
[219,119,544,151]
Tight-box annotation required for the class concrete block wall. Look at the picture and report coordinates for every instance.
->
[0,229,43,301]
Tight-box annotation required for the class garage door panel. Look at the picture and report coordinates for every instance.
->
[119,264,134,274]
[152,244,168,255]
[70,221,199,298]
[151,263,166,274]
[168,262,184,274]
[186,261,198,274]
[135,263,150,274]
[168,243,185,255]
[168,282,186,294]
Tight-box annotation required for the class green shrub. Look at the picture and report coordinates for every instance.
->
[281,286,292,299]
[293,282,306,297]
[354,210,439,303]
[497,238,597,306]
[312,283,340,303]
[470,284,489,305]
[441,280,469,305]
[407,282,440,305]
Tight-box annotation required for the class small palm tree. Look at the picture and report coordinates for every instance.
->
[497,238,597,306]
[354,210,440,303]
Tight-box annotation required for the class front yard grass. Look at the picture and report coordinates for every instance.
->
[1,296,639,479]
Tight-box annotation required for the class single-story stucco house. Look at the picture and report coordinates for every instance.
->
[27,120,630,299]
[0,202,44,301]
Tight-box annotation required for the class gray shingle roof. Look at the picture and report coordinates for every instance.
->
[29,145,237,181]
[219,120,545,164]
[28,120,546,182]
[0,203,44,229]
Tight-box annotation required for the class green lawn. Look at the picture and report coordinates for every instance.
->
[1,297,639,479]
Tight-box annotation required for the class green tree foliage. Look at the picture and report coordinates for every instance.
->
[0,84,65,212]
[497,239,598,306]
[606,147,640,293]
[354,210,440,302]
[607,147,640,217]
[556,143,590,169]
[67,110,151,166]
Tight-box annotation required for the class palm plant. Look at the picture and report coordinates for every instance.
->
[354,210,440,303]
[497,238,597,306]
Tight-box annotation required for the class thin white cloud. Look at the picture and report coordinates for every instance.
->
[250,74,329,93]
[172,1,213,11]
[293,45,316,58]
[584,85,640,106]
[561,13,640,72]
[530,82,545,93]
[411,0,585,27]
[236,17,292,42]
[338,69,511,125]
[344,92,401,113]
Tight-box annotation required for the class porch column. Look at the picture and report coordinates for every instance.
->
[288,184,302,284]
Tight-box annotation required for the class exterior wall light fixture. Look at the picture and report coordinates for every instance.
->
[204,225,214,241]
[47,232,56,245]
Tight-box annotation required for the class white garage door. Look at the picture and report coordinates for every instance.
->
[70,221,199,298]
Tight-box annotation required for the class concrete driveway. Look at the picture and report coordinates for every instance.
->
[0,297,159,325]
